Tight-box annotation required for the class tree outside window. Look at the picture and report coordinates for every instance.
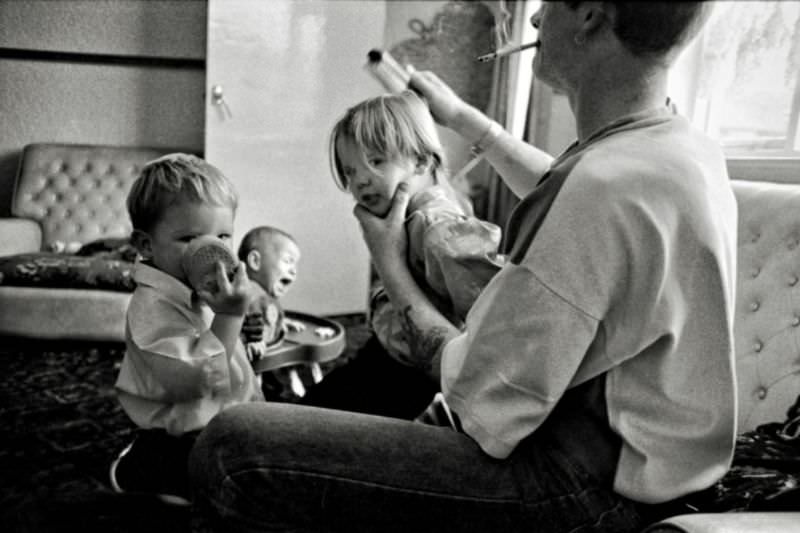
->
[677,1,800,158]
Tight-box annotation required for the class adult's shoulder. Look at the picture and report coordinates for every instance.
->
[566,121,726,202]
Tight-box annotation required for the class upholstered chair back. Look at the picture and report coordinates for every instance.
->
[732,179,800,432]
[11,143,173,251]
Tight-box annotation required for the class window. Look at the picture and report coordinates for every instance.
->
[670,1,800,180]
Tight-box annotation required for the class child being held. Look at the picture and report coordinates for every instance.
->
[329,90,505,370]
[238,226,316,397]
[112,154,263,500]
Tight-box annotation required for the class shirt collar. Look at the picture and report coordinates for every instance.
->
[558,101,678,166]
[133,261,195,309]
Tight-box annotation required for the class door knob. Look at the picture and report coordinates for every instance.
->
[210,84,232,118]
[211,84,224,103]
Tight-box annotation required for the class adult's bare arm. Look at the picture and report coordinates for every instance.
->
[410,70,554,199]
[353,183,460,381]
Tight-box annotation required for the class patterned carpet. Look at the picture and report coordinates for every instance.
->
[0,314,370,533]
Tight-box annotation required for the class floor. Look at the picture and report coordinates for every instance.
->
[2,314,799,530]
[0,314,370,533]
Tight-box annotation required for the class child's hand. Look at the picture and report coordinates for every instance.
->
[197,261,251,316]
[246,340,267,362]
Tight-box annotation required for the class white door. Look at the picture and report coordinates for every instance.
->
[206,0,386,314]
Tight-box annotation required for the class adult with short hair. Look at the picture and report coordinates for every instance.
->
[189,3,736,531]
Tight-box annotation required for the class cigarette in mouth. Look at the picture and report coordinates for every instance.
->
[477,41,539,62]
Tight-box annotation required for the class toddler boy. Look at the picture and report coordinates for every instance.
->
[112,154,262,500]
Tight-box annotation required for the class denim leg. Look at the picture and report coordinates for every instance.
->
[189,403,648,533]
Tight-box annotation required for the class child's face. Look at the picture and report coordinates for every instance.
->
[250,235,301,299]
[336,137,428,217]
[135,200,235,285]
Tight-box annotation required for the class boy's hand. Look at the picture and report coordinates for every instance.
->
[197,261,251,316]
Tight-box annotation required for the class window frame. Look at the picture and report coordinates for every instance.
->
[669,1,800,182]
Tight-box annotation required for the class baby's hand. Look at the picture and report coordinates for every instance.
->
[197,262,251,316]
[284,318,306,332]
[246,340,267,362]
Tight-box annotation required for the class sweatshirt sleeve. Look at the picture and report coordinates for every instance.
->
[441,172,630,458]
[442,263,600,458]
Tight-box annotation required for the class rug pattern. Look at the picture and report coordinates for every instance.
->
[0,314,370,532]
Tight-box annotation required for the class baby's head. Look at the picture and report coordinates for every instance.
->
[127,153,238,285]
[237,226,300,299]
[329,90,447,217]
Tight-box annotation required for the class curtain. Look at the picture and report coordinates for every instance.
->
[472,0,529,229]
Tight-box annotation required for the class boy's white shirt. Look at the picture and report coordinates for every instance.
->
[115,262,262,436]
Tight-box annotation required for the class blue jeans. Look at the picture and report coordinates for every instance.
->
[188,399,668,532]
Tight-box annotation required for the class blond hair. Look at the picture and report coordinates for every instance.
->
[127,153,238,233]
[329,90,448,190]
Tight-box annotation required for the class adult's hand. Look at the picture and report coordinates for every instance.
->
[353,182,410,280]
[408,71,470,130]
[410,70,495,150]
[355,182,456,380]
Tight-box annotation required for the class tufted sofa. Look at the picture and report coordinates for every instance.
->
[0,143,177,341]
[645,178,800,532]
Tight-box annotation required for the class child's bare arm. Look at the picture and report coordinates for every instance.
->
[197,262,251,359]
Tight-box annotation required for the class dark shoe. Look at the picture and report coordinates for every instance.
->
[109,438,191,507]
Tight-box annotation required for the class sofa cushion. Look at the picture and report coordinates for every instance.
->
[732,179,800,433]
[0,252,135,292]
[11,143,174,249]
[75,237,138,261]
[0,218,41,256]
[0,286,131,341]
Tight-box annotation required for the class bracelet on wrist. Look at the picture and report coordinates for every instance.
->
[470,120,503,157]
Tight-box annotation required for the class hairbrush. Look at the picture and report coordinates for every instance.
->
[365,49,412,93]
[181,236,238,293]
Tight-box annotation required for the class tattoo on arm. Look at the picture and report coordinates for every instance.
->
[400,305,447,373]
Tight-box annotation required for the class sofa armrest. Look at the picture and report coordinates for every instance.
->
[643,512,800,532]
[0,218,41,256]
